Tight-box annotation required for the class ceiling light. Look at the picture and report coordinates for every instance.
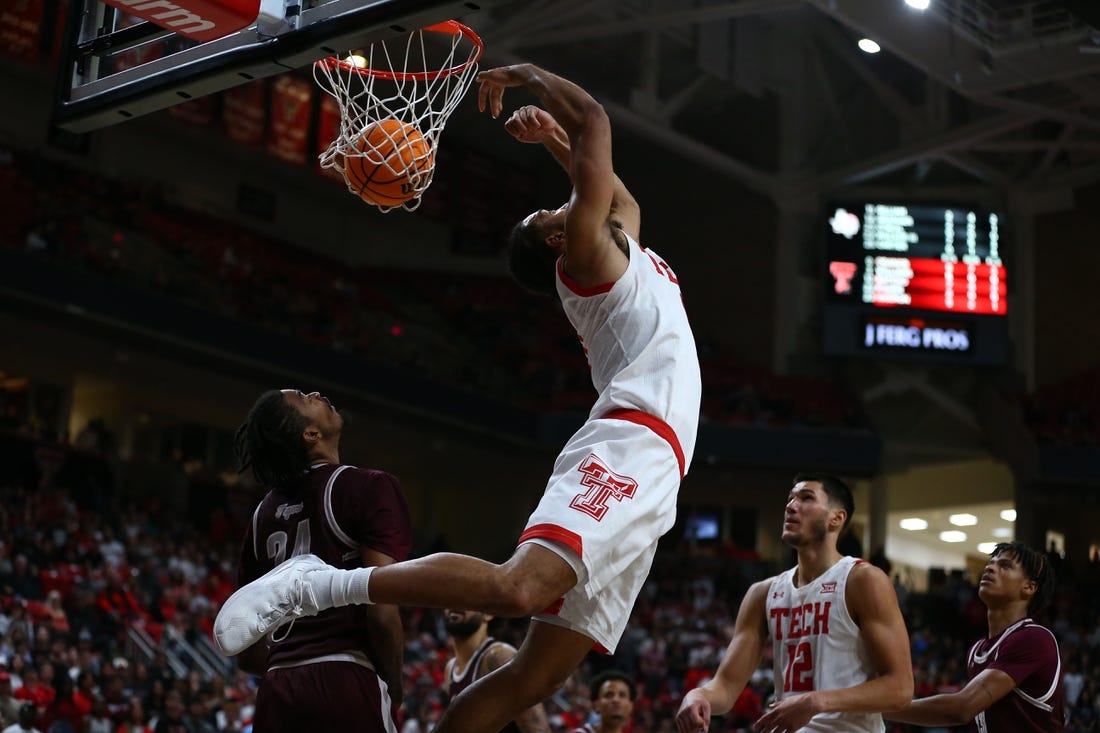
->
[858,38,881,54]
[1000,509,1017,522]
[905,0,931,9]
[949,513,978,526]
[899,517,928,530]
[977,542,998,554]
[940,530,967,543]
[992,527,1012,538]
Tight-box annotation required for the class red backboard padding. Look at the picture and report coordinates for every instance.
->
[99,0,261,42]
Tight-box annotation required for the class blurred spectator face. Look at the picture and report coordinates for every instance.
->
[165,692,184,719]
[106,676,126,700]
[593,680,634,728]
[34,627,50,648]
[77,671,97,693]
[55,675,73,695]
[188,696,208,720]
[221,697,241,722]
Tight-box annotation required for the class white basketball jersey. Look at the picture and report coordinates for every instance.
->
[555,233,701,470]
[765,556,883,733]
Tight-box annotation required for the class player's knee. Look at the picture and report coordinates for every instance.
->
[491,546,576,615]
[491,578,547,616]
[491,566,560,616]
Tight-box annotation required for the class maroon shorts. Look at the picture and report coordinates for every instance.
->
[252,661,396,733]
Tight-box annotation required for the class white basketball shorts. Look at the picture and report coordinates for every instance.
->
[517,410,684,653]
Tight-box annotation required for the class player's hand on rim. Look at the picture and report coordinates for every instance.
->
[476,64,527,118]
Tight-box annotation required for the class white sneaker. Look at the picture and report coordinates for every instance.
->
[214,553,330,656]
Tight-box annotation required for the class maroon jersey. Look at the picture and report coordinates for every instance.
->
[237,463,413,666]
[448,638,522,733]
[966,618,1064,732]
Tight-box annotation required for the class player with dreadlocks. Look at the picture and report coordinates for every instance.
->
[229,389,413,733]
[887,541,1065,732]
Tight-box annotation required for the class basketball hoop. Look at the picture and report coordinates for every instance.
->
[314,21,484,212]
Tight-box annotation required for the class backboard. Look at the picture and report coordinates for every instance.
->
[54,0,502,133]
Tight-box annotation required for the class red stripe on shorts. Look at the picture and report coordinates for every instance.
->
[603,408,685,479]
[534,597,610,655]
[518,523,584,556]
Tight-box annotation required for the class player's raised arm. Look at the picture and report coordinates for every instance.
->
[676,579,770,733]
[504,105,640,242]
[477,64,619,283]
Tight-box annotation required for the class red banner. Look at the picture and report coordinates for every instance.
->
[267,75,313,166]
[168,95,217,126]
[222,80,266,147]
[0,0,44,65]
[315,95,346,182]
[49,0,66,69]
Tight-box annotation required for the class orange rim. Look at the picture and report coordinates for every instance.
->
[315,20,483,82]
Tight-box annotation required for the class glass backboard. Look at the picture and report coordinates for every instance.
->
[55,0,501,132]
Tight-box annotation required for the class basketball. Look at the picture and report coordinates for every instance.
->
[343,120,434,208]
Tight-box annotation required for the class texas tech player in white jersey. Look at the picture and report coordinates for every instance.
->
[765,556,883,733]
[518,231,702,653]
[556,232,700,465]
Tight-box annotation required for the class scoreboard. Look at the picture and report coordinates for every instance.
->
[822,201,1010,365]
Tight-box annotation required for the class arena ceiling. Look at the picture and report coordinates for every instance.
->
[467,0,1100,201]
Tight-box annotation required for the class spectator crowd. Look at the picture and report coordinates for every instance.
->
[0,425,1098,732]
[0,143,1096,733]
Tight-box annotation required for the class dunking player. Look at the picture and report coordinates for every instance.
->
[886,541,1064,732]
[215,62,702,733]
[675,475,913,733]
[442,610,548,733]
[572,670,635,733]
[226,389,413,733]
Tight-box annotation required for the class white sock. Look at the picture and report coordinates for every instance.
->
[324,566,374,607]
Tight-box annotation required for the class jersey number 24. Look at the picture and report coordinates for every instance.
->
[266,519,312,564]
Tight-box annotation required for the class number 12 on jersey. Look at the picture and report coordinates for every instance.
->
[783,641,814,692]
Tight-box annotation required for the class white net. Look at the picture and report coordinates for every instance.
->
[313,21,482,213]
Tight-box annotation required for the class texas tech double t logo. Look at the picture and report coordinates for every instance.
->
[570,454,638,521]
